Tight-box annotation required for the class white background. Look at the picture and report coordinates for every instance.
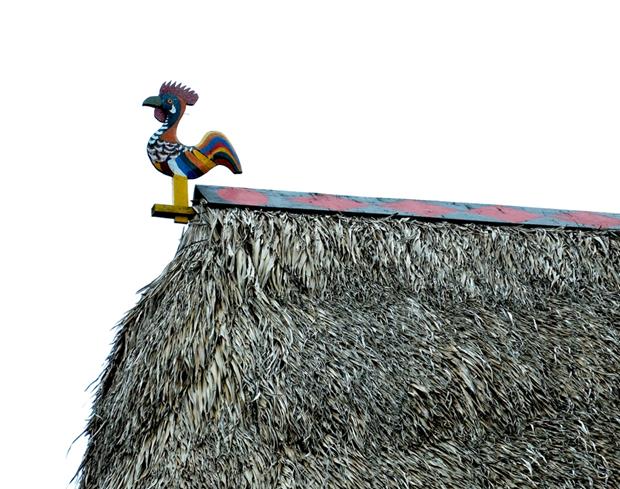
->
[1,1,618,487]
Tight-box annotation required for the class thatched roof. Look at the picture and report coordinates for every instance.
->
[78,187,620,488]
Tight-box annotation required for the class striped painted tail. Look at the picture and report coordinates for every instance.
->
[197,131,242,174]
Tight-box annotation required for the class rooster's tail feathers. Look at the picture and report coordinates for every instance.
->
[197,131,242,174]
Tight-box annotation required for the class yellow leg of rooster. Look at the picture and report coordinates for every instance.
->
[172,175,190,224]
[151,175,196,223]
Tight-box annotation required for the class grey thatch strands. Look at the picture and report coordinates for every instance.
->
[78,204,620,488]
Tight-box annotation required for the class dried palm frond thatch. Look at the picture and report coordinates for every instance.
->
[77,203,620,488]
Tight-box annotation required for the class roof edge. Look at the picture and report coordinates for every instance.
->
[193,186,620,230]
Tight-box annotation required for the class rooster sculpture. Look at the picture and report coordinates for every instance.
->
[143,81,242,222]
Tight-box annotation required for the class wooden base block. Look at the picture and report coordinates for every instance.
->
[151,203,196,223]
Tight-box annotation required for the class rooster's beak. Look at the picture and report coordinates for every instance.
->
[142,96,162,108]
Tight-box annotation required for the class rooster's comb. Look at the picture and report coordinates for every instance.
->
[159,81,199,106]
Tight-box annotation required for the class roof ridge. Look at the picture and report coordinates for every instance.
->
[194,186,620,230]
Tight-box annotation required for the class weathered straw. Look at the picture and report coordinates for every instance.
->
[77,204,620,488]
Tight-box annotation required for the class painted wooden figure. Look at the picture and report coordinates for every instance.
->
[143,81,242,223]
